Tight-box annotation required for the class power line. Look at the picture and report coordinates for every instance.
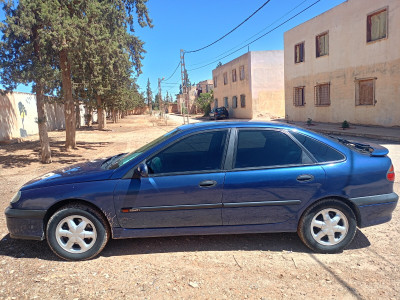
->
[184,0,272,54]
[187,0,321,71]
[163,61,181,82]
[189,0,308,67]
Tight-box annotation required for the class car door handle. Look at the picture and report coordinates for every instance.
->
[296,174,314,182]
[199,180,217,188]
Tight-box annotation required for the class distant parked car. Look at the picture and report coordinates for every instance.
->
[5,122,398,260]
[209,107,229,120]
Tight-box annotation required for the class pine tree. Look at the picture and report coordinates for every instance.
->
[0,1,58,163]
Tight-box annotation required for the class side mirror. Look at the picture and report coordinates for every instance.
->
[135,162,148,178]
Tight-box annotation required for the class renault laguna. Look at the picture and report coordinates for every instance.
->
[5,122,398,260]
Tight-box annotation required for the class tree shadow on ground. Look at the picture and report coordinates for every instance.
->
[0,229,370,261]
[0,138,110,168]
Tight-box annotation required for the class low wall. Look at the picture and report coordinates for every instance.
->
[0,91,65,141]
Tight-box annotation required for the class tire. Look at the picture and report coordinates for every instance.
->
[298,199,357,253]
[46,203,110,261]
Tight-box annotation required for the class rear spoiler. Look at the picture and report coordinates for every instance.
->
[368,143,389,157]
[334,137,388,156]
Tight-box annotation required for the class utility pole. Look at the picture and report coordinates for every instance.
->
[158,77,164,117]
[180,49,190,124]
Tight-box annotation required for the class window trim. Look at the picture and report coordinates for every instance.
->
[240,94,246,108]
[316,31,329,58]
[232,96,238,109]
[232,69,237,82]
[230,128,315,172]
[223,72,228,85]
[293,86,305,106]
[314,82,330,106]
[355,77,376,106]
[367,7,388,43]
[142,129,231,177]
[224,96,229,108]
[294,41,305,63]
[239,65,245,80]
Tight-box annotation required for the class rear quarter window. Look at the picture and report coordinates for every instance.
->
[290,131,345,163]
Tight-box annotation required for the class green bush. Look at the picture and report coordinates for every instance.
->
[204,103,211,117]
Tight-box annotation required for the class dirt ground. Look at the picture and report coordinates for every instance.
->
[0,115,399,300]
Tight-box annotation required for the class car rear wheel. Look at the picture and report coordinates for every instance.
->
[46,204,109,261]
[298,199,357,253]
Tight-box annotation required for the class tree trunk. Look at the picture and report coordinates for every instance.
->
[60,48,76,150]
[112,109,117,123]
[86,106,93,127]
[75,100,81,129]
[32,25,51,163]
[35,83,52,163]
[96,95,106,130]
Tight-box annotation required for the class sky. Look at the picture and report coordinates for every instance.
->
[0,0,346,99]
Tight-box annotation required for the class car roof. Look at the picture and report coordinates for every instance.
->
[177,121,298,132]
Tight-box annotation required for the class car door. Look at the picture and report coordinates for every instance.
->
[113,129,229,229]
[222,128,326,226]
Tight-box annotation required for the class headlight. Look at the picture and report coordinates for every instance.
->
[10,191,21,204]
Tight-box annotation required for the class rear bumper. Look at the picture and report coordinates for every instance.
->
[350,193,398,228]
[5,207,46,240]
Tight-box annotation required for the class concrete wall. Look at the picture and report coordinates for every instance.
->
[0,91,65,141]
[212,52,252,119]
[284,0,400,126]
[250,51,285,119]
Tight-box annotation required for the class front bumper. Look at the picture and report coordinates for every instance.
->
[350,192,399,228]
[5,207,46,240]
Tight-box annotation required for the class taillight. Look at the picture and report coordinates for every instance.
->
[387,164,395,182]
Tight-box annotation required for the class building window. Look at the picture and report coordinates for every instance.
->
[294,42,304,63]
[232,69,237,82]
[314,83,330,106]
[240,94,246,107]
[232,96,238,108]
[356,78,375,105]
[316,32,329,57]
[213,76,217,88]
[223,72,228,85]
[293,86,305,106]
[224,97,229,108]
[239,65,245,80]
[367,8,387,42]
[214,99,218,108]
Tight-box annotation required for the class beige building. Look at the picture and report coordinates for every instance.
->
[176,86,197,114]
[284,0,400,127]
[196,79,213,95]
[212,51,285,119]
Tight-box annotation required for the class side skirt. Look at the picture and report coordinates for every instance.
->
[111,219,298,239]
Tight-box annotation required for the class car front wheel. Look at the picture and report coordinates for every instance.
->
[46,204,110,261]
[298,199,357,253]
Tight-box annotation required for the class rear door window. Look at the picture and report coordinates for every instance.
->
[234,129,312,169]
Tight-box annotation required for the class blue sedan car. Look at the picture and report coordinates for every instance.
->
[5,122,398,260]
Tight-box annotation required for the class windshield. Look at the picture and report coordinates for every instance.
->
[109,128,181,169]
